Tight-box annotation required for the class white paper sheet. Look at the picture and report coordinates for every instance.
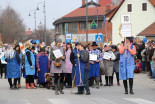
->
[89,54,97,61]
[53,49,63,58]
[103,52,112,60]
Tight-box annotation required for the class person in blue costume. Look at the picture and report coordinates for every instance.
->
[119,37,136,94]
[25,42,37,89]
[5,44,21,89]
[36,47,50,88]
[31,46,38,87]
[75,42,90,95]
[70,42,80,80]
[89,42,103,89]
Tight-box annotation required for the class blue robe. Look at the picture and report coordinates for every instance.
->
[25,49,35,75]
[75,58,85,86]
[38,55,48,83]
[119,45,135,80]
[89,62,100,77]
[6,56,20,78]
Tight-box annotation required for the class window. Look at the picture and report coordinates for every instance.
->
[128,4,132,12]
[142,3,147,11]
[79,22,86,30]
[69,22,77,34]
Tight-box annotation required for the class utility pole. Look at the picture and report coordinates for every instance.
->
[97,0,99,35]
[86,0,88,43]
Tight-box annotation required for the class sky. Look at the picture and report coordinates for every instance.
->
[0,0,93,30]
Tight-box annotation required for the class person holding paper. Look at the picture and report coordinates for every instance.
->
[50,38,66,95]
[103,45,116,86]
[119,37,136,94]
[89,42,103,89]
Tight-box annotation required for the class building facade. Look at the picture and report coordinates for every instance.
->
[109,0,155,44]
[53,0,116,45]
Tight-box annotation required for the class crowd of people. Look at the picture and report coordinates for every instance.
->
[0,37,155,96]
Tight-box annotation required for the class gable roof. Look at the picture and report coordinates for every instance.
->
[109,0,155,22]
[138,22,155,36]
[81,0,100,8]
[149,0,155,7]
[63,6,117,18]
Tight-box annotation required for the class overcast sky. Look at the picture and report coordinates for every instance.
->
[0,0,93,30]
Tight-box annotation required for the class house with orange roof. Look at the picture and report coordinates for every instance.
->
[53,0,117,45]
[109,0,155,44]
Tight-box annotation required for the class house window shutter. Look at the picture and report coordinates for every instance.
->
[142,3,147,11]
[128,4,132,12]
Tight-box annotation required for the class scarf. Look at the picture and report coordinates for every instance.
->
[5,48,15,59]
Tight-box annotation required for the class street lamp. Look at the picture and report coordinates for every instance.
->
[28,10,37,40]
[36,0,47,45]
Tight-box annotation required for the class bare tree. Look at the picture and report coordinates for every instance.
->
[0,6,26,43]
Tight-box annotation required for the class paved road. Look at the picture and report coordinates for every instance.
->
[0,73,155,104]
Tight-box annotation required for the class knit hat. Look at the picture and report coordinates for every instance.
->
[55,38,62,44]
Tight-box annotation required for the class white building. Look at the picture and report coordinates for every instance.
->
[109,0,155,44]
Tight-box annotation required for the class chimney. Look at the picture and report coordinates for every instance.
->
[106,4,111,11]
[82,0,86,5]
[99,0,111,7]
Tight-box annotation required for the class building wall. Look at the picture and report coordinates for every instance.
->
[111,0,155,44]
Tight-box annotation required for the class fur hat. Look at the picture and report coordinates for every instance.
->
[24,42,32,49]
[55,38,62,44]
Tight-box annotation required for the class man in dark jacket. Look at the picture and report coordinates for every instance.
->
[70,42,80,80]
[137,41,145,60]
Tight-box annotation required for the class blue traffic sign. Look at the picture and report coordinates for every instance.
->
[95,35,103,43]
[65,33,72,43]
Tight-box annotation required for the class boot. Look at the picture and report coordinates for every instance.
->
[104,76,109,86]
[96,77,99,89]
[129,78,134,94]
[86,90,91,95]
[123,80,128,94]
[55,84,59,95]
[109,76,112,86]
[75,87,82,95]
[117,81,120,86]
[59,83,64,94]
[30,83,37,89]
[26,83,31,89]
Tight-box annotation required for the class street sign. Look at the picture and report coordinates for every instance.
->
[95,34,103,43]
[65,33,72,43]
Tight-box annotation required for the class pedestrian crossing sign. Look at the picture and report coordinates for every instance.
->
[95,35,103,43]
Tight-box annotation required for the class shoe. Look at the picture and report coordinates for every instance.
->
[65,85,72,88]
[86,91,91,95]
[130,90,134,94]
[75,92,83,95]
[96,86,99,89]
[30,83,37,89]
[104,84,109,86]
[10,86,14,90]
[13,86,19,90]
[124,90,128,94]
[26,83,31,89]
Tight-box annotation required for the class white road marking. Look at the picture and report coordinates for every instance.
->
[48,99,72,104]
[123,98,155,104]
[90,98,118,104]
[8,99,31,104]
